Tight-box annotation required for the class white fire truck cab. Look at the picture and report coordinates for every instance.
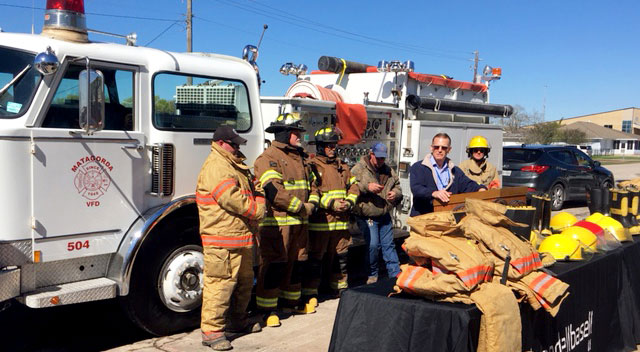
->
[0,0,264,335]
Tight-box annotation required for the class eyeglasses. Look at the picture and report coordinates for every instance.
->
[225,141,240,149]
[432,145,450,151]
[325,143,337,149]
[471,148,486,153]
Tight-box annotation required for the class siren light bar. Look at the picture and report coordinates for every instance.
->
[46,0,85,13]
[42,0,88,42]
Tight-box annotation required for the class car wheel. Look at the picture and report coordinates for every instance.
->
[602,179,613,190]
[550,183,565,211]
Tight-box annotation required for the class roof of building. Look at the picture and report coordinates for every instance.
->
[560,107,639,121]
[560,121,640,140]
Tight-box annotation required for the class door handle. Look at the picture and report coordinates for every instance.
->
[121,144,143,151]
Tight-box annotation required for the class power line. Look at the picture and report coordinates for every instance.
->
[214,0,471,61]
[193,15,318,52]
[144,21,181,46]
[246,0,470,57]
[0,3,178,22]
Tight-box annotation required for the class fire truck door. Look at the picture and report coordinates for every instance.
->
[31,63,144,261]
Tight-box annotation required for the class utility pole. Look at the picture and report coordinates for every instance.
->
[542,84,547,121]
[186,0,193,84]
[472,50,479,83]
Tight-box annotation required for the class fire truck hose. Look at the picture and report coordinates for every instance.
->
[317,56,374,74]
[406,95,514,117]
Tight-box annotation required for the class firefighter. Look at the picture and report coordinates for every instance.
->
[254,113,320,327]
[302,127,359,305]
[459,135,500,189]
[196,126,265,351]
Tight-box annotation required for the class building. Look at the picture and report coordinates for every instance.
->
[559,121,640,156]
[560,107,640,135]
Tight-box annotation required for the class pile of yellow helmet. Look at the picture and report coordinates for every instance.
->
[538,211,627,261]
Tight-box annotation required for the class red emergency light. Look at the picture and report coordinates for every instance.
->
[42,0,88,42]
[46,0,85,13]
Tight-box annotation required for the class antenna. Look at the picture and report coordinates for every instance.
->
[31,0,35,34]
[257,24,268,50]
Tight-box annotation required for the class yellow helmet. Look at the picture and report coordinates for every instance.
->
[596,216,633,242]
[585,212,604,223]
[466,136,491,157]
[550,212,578,232]
[560,226,598,252]
[538,234,583,261]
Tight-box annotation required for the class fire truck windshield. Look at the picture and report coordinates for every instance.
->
[0,47,42,118]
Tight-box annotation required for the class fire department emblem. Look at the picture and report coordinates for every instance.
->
[71,156,113,200]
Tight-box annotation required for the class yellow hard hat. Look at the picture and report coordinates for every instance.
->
[585,212,604,223]
[596,216,633,242]
[538,234,583,261]
[550,212,578,232]
[560,226,598,252]
[467,136,490,151]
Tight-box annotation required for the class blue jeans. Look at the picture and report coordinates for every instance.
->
[357,214,400,278]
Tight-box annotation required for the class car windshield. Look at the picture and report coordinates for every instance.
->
[503,148,542,163]
[0,46,42,118]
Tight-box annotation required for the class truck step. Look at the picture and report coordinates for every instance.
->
[20,277,117,308]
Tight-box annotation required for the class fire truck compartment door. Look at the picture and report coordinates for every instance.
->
[31,130,145,261]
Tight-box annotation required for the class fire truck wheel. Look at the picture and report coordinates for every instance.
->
[122,221,203,336]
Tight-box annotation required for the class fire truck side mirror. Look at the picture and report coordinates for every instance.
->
[78,69,105,134]
[34,47,59,75]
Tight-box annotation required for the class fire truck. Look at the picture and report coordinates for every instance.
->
[0,0,513,336]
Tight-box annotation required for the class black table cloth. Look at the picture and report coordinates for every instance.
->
[330,240,640,352]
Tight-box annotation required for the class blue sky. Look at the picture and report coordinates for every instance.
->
[1,0,638,121]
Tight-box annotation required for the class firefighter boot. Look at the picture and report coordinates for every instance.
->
[540,193,553,236]
[264,311,281,328]
[625,186,640,235]
[307,296,319,308]
[610,189,633,230]
[587,186,602,215]
[202,332,232,351]
[601,187,612,217]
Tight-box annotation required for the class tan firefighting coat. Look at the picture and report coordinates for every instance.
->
[350,156,402,217]
[396,212,521,352]
[308,155,359,231]
[254,141,319,226]
[461,198,570,316]
[196,142,265,248]
[458,158,500,188]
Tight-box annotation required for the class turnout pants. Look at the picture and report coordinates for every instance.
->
[302,230,351,296]
[256,224,309,310]
[201,246,253,333]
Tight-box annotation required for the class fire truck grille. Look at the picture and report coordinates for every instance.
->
[151,144,175,196]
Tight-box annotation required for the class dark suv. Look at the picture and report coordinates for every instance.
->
[502,145,614,210]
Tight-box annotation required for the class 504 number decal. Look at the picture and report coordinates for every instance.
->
[67,240,90,251]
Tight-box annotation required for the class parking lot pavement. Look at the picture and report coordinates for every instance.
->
[106,297,340,352]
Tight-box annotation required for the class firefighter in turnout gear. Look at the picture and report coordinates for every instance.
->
[459,135,500,189]
[196,126,265,351]
[302,127,359,305]
[254,113,320,327]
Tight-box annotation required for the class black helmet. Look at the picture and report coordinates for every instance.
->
[310,126,341,145]
[265,113,306,133]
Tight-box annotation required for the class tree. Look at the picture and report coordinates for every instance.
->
[524,120,561,144]
[154,96,175,114]
[492,104,543,133]
[558,128,587,145]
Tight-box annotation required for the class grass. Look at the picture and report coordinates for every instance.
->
[592,155,640,165]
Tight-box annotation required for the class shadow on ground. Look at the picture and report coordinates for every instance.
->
[1,299,151,352]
